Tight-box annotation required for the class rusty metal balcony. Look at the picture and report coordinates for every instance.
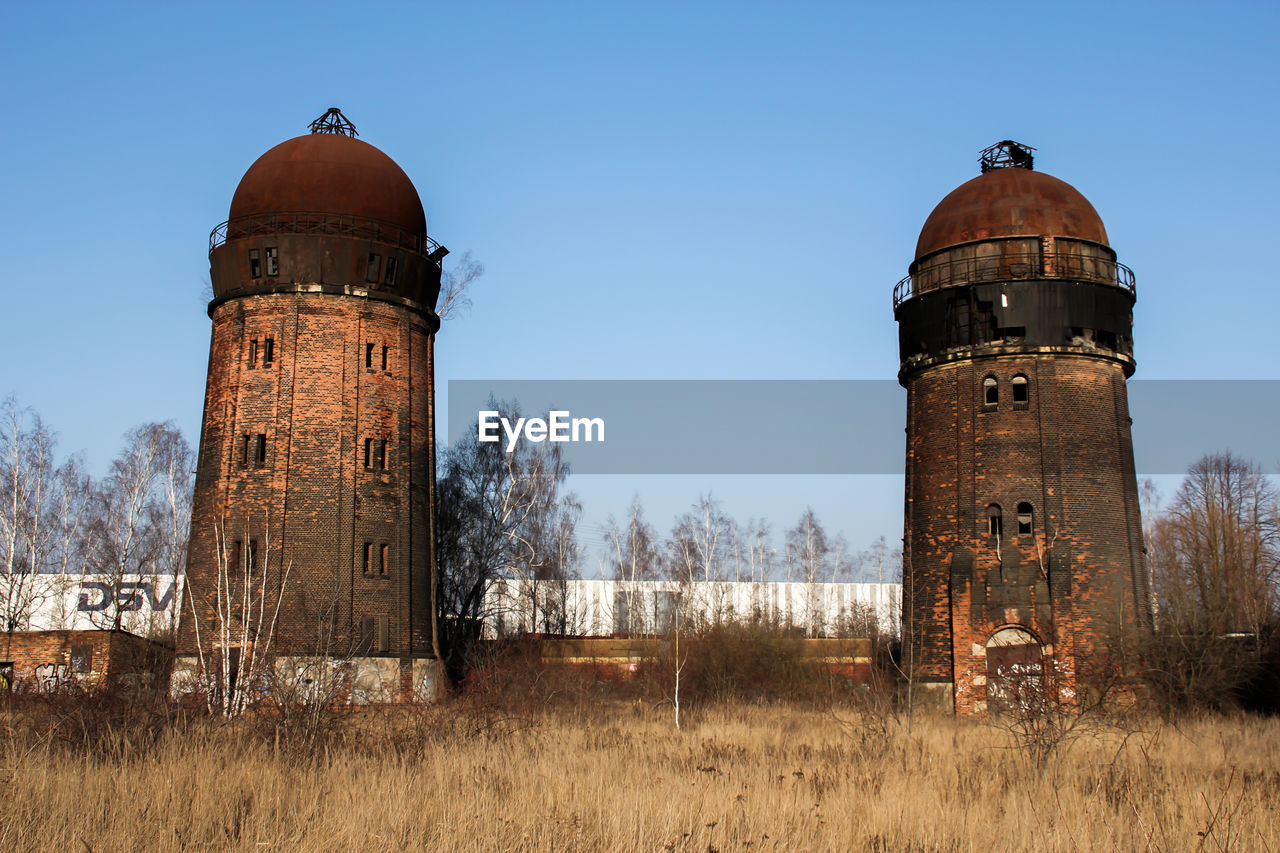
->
[210,211,444,263]
[893,251,1135,308]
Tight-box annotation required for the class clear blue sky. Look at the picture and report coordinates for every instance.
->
[2,1,1277,573]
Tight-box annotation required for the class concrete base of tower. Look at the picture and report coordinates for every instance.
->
[909,680,955,713]
[169,654,445,706]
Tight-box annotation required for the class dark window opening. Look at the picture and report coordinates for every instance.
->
[248,538,259,569]
[983,377,999,408]
[376,439,387,470]
[1012,375,1029,406]
[363,437,373,468]
[384,256,398,286]
[1017,502,1033,535]
[263,337,274,367]
[365,342,374,369]
[248,338,258,369]
[366,253,381,283]
[381,345,389,371]
[249,249,261,278]
[379,543,389,576]
[987,503,1003,537]
[70,644,93,673]
[233,539,243,568]
[265,246,279,276]
[255,433,267,465]
[362,542,373,575]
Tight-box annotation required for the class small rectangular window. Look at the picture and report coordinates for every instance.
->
[363,437,373,468]
[1012,376,1029,405]
[983,377,999,408]
[366,253,381,283]
[376,439,387,470]
[265,247,279,276]
[379,543,389,576]
[248,338,258,369]
[1017,502,1034,535]
[70,644,93,673]
[381,345,389,371]
[248,249,261,278]
[248,538,259,569]
[384,256,398,286]
[233,539,243,568]
[365,342,374,369]
[362,542,373,574]
[255,433,267,465]
[263,337,274,367]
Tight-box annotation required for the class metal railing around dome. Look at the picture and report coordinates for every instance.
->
[892,251,1135,308]
[209,211,444,261]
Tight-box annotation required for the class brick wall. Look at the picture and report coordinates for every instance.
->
[179,290,436,659]
[902,352,1150,714]
[0,630,169,691]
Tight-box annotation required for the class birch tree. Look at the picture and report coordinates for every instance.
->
[0,397,58,638]
[87,422,192,634]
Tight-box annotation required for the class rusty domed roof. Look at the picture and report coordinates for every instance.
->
[229,132,426,236]
[915,167,1108,260]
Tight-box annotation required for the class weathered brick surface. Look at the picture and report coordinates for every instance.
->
[902,352,1150,714]
[1,630,169,690]
[178,290,436,658]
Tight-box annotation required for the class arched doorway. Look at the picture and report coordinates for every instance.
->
[985,626,1044,712]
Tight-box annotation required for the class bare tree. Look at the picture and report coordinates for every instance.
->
[42,453,95,629]
[436,251,484,322]
[0,397,58,643]
[1150,452,1279,636]
[427,251,485,662]
[534,496,582,634]
[743,518,775,584]
[186,522,290,717]
[1143,453,1280,710]
[786,508,832,635]
[86,422,192,634]
[786,507,830,586]
[607,496,662,633]
[668,494,735,627]
[668,493,733,585]
[608,496,662,583]
[435,400,575,670]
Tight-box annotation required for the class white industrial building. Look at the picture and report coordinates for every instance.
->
[483,579,901,639]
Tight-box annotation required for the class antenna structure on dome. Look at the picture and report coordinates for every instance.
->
[979,140,1035,173]
[309,107,359,137]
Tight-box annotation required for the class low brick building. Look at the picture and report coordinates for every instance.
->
[0,630,171,693]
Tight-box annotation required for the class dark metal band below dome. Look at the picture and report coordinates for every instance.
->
[893,247,1134,308]
[210,211,446,262]
[895,278,1137,379]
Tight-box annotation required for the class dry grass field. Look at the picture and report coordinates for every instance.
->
[2,695,1279,853]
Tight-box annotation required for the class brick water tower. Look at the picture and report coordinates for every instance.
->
[894,142,1152,714]
[177,109,448,694]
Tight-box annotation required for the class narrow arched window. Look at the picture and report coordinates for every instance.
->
[1017,502,1033,535]
[1012,375,1029,407]
[987,503,1003,537]
[983,376,999,408]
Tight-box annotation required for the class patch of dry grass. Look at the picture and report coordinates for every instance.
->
[2,699,1278,852]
